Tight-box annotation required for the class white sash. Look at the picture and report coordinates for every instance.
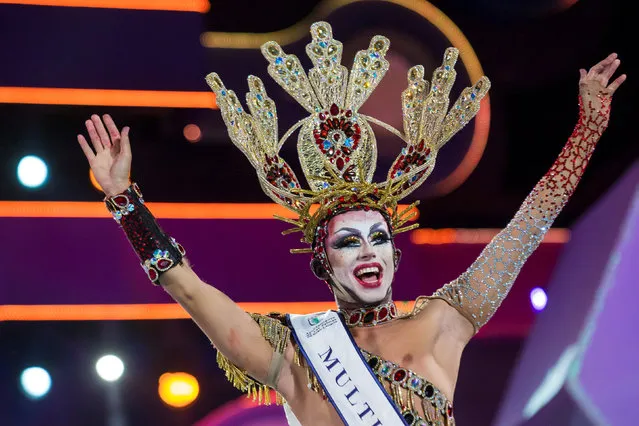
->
[287,311,407,426]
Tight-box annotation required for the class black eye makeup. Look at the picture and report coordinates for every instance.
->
[332,234,361,249]
[370,230,391,245]
[331,229,391,249]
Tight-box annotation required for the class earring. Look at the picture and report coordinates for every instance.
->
[394,249,402,270]
[310,258,330,281]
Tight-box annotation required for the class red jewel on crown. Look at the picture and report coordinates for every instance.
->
[312,103,361,177]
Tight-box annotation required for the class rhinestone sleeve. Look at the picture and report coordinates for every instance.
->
[433,93,611,332]
[105,183,186,284]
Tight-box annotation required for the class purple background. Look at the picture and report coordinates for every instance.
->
[2,213,564,337]
[495,161,639,425]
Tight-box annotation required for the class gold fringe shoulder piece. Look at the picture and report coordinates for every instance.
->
[214,312,291,406]
[215,312,327,404]
[215,349,283,405]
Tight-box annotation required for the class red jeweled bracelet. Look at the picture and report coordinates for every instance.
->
[105,183,186,284]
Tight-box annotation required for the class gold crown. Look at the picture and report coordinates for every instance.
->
[206,21,490,251]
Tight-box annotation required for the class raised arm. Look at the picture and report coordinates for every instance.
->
[77,115,292,396]
[432,54,627,336]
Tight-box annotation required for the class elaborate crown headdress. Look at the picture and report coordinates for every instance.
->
[206,22,490,253]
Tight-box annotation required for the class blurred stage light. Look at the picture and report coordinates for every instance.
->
[89,169,103,192]
[90,170,130,193]
[17,155,48,188]
[183,124,202,143]
[96,355,124,382]
[530,287,548,311]
[20,367,51,399]
[158,372,199,408]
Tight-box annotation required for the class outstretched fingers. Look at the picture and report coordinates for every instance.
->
[91,114,112,149]
[579,69,587,85]
[103,114,120,139]
[588,53,617,78]
[119,126,132,157]
[603,57,620,78]
[77,134,95,161]
[103,114,122,151]
[608,73,627,95]
[85,119,104,153]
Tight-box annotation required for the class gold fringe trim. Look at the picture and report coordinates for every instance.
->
[215,350,283,405]
[215,313,328,406]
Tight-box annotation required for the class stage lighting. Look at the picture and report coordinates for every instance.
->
[183,124,202,143]
[158,372,199,408]
[17,155,48,188]
[95,355,124,382]
[530,287,548,311]
[89,169,103,192]
[20,367,51,399]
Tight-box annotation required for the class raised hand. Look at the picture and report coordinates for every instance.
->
[77,114,132,197]
[579,53,627,122]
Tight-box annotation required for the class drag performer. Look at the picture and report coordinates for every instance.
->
[77,22,625,426]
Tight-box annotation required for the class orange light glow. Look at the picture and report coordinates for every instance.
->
[0,0,210,12]
[0,87,217,109]
[0,302,420,321]
[410,228,571,245]
[183,124,202,143]
[0,201,418,220]
[89,169,103,192]
[158,372,200,408]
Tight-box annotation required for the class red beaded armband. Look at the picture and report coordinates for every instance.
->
[105,183,186,284]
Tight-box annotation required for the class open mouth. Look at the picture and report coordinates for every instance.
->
[353,263,383,288]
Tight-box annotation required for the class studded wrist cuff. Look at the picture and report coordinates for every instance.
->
[105,183,186,284]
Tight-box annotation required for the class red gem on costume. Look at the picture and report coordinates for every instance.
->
[330,104,339,116]
[417,139,425,151]
[393,369,407,382]
[156,258,173,271]
[333,133,341,141]
[336,157,345,170]
[345,110,352,117]
[390,304,396,316]
[425,147,431,156]
[319,113,326,120]
[447,404,454,416]
[378,307,388,320]
[349,312,361,324]
[147,268,158,281]
[176,243,186,255]
[113,195,129,207]
[132,183,142,197]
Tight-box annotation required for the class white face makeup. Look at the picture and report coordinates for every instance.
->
[325,209,396,305]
